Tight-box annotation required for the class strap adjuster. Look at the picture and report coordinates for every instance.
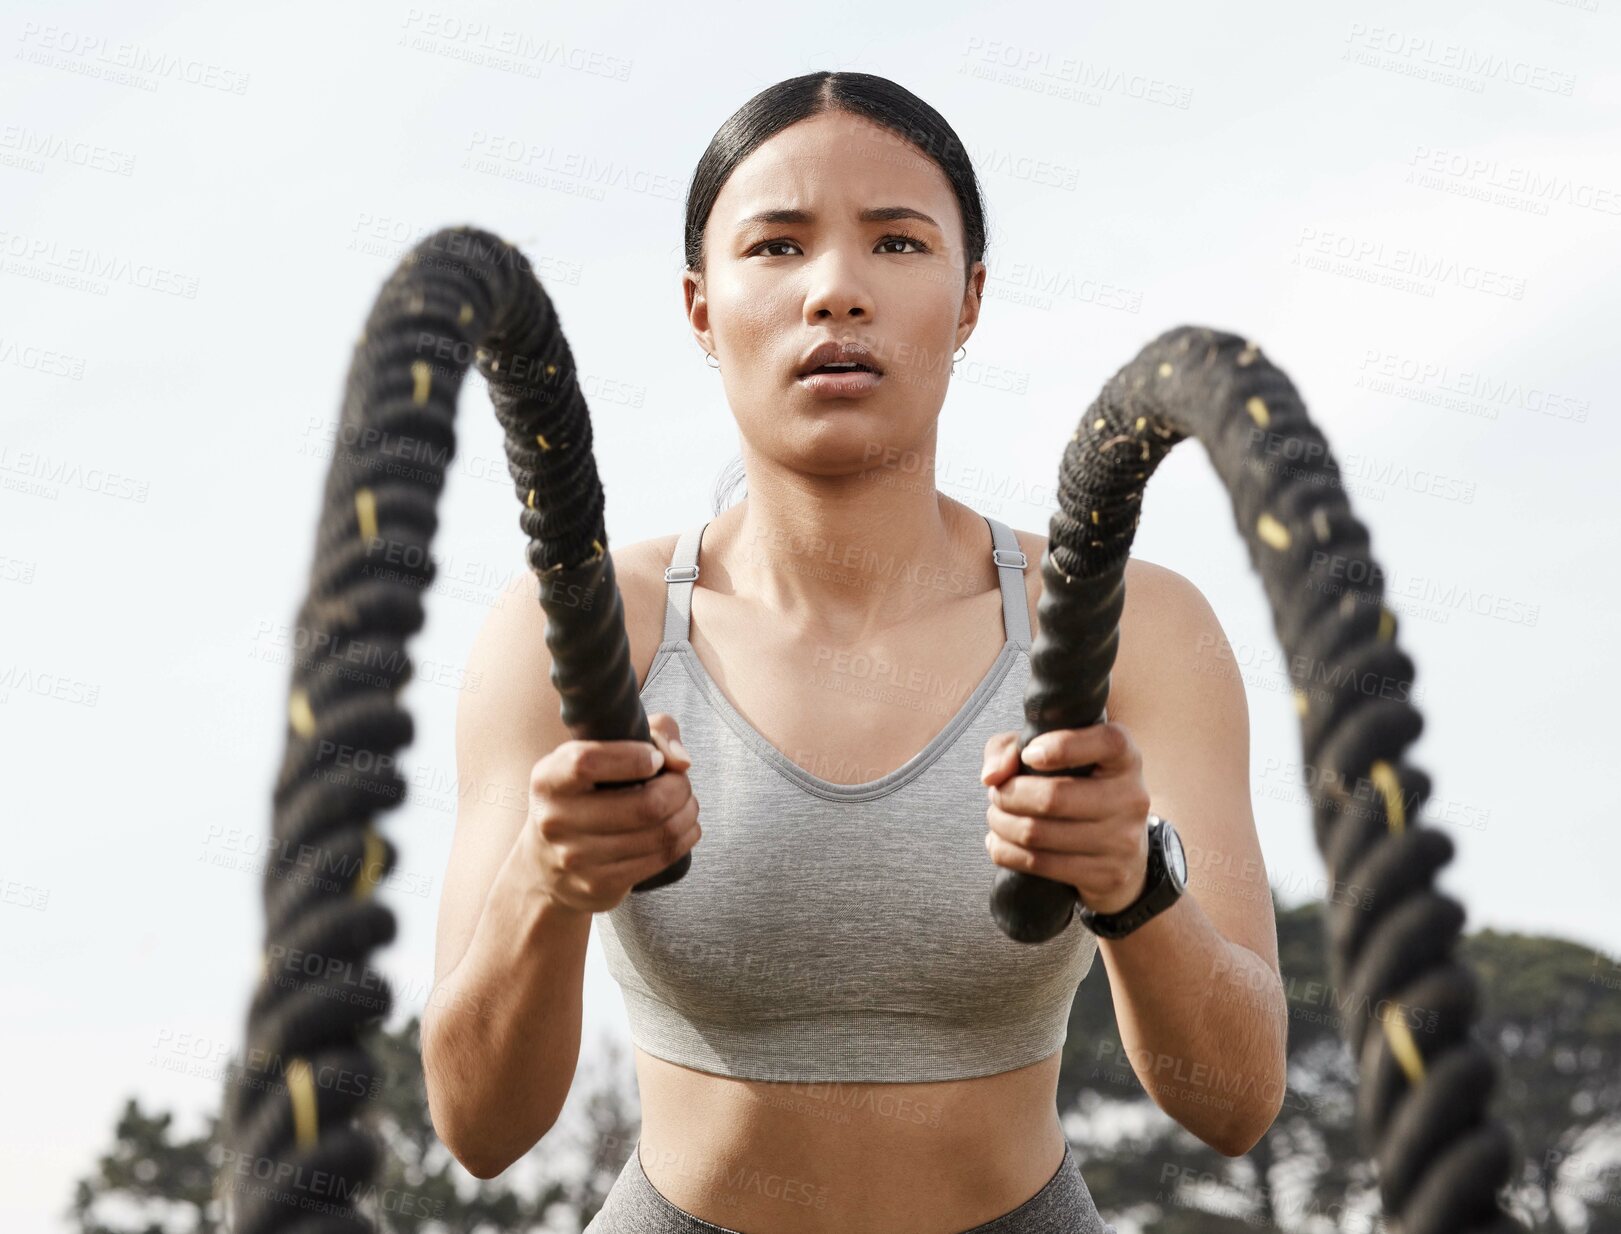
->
[664,564,700,583]
[992,548,1028,569]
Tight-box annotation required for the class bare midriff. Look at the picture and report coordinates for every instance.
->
[633,1046,1070,1234]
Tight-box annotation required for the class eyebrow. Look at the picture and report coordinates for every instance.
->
[735,206,942,232]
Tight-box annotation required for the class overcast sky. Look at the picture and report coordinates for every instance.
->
[4,0,1619,1227]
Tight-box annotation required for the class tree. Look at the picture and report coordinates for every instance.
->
[1059,892,1621,1232]
[69,1098,222,1234]
[69,1017,641,1234]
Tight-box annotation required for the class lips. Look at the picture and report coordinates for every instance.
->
[795,340,884,379]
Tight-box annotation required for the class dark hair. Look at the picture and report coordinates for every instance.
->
[688,71,990,514]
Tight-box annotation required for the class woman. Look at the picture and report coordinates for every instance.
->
[423,71,1287,1233]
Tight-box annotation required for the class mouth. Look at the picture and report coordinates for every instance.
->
[794,340,886,381]
[796,364,884,398]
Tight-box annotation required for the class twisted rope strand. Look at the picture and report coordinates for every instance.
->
[1008,325,1524,1234]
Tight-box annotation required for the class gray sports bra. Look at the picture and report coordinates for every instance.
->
[593,513,1099,1083]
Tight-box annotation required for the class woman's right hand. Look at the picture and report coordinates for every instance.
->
[525,713,699,914]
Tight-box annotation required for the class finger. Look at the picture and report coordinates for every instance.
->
[986,768,1110,821]
[979,731,1021,785]
[982,834,1099,891]
[1021,721,1139,776]
[647,713,692,770]
[580,797,700,875]
[987,765,1148,823]
[985,801,1112,856]
[547,765,693,836]
[541,738,668,796]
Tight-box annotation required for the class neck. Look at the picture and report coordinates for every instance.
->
[706,453,991,642]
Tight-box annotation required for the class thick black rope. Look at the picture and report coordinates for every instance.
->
[218,228,1523,1234]
[999,325,1525,1234]
[218,226,684,1233]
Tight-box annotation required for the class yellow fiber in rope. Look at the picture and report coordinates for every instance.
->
[526,489,536,509]
[458,302,473,326]
[1237,342,1260,366]
[536,433,552,450]
[285,1058,320,1149]
[289,689,316,738]
[355,488,378,542]
[1257,513,1291,551]
[411,360,432,406]
[1379,1002,1426,1084]
[1377,607,1396,642]
[1157,362,1172,378]
[1246,397,1269,427]
[1293,689,1309,717]
[1370,760,1405,833]
[354,826,385,900]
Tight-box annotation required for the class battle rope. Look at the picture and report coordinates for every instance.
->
[216,228,1523,1234]
[995,325,1525,1234]
[219,226,685,1233]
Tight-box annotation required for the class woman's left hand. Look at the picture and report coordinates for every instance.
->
[980,722,1154,915]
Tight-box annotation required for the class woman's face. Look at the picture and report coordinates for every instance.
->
[685,110,985,475]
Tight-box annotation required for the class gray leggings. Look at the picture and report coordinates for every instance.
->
[584,1138,1118,1233]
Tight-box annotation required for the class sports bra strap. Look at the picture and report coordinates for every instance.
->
[660,514,1032,649]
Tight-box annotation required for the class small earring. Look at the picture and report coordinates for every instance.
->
[951,345,966,373]
[704,352,720,370]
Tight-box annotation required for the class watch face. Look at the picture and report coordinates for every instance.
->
[1163,822,1188,888]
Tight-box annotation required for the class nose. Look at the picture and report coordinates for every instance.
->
[802,251,874,323]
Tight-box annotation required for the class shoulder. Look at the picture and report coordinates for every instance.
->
[1005,526,1224,718]
[610,533,684,689]
[1006,525,1209,624]
[474,531,681,696]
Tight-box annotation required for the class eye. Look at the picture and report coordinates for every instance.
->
[877,232,931,255]
[746,233,934,258]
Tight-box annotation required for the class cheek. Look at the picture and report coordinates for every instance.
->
[712,277,791,354]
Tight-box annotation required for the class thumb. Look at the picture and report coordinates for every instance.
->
[646,712,691,770]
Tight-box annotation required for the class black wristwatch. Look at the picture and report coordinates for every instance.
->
[1076,814,1188,939]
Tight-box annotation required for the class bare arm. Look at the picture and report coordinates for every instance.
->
[421,543,669,1178]
[1099,563,1288,1157]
